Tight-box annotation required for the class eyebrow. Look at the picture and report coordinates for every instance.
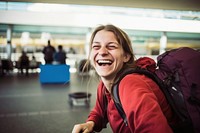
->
[92,42,100,46]
[92,41,99,43]
[110,41,119,44]
[92,41,118,44]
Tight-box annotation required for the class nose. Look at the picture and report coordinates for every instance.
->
[98,47,108,56]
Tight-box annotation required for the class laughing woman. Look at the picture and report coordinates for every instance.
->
[72,24,175,133]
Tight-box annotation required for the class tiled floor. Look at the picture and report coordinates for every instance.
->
[0,71,112,133]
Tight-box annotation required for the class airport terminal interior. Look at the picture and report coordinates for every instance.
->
[0,0,200,133]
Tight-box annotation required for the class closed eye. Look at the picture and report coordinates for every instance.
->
[92,44,100,50]
[107,45,117,50]
[107,43,119,50]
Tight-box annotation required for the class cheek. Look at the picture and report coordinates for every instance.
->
[113,54,124,66]
[117,53,126,61]
[116,54,127,67]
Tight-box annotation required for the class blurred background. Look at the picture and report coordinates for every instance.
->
[1,0,200,66]
[0,0,200,133]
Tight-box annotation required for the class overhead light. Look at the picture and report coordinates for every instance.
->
[27,3,70,12]
[41,32,51,43]
[160,32,167,54]
[20,32,30,45]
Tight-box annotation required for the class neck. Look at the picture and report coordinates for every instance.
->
[101,78,114,93]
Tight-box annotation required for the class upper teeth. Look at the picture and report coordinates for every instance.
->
[98,60,112,63]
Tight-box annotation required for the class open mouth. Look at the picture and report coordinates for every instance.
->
[97,59,113,66]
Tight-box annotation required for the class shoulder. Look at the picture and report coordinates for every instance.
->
[121,73,151,85]
[117,73,161,110]
[119,73,158,94]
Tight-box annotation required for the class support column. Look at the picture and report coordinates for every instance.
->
[85,28,92,58]
[159,32,167,54]
[6,25,12,60]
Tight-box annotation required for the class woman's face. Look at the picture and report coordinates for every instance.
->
[90,30,130,81]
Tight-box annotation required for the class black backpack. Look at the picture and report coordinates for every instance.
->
[112,47,200,133]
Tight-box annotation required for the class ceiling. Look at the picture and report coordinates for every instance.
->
[5,0,200,11]
[0,0,200,42]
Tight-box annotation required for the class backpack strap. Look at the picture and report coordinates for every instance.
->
[112,68,138,126]
[112,67,167,126]
[113,84,128,126]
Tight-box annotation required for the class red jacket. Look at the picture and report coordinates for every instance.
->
[87,73,174,133]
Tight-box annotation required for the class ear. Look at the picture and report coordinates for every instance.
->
[123,53,131,63]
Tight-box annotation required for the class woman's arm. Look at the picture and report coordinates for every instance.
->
[86,82,108,132]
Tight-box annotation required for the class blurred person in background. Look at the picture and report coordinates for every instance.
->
[68,47,76,54]
[54,45,67,64]
[29,55,40,72]
[18,51,29,76]
[42,40,56,64]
